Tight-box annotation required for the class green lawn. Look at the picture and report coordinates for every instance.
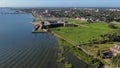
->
[65,19,88,24]
[52,23,119,45]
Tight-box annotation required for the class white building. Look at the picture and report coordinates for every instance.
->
[95,9,99,12]
[45,9,48,13]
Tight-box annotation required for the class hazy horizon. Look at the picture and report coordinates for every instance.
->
[0,0,120,7]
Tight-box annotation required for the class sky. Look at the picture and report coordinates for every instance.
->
[0,0,120,7]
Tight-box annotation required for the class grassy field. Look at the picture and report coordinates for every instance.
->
[52,23,119,45]
[65,19,88,24]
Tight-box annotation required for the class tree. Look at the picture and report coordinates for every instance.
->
[108,23,118,29]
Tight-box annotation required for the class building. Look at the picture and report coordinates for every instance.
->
[95,9,99,12]
[45,9,48,13]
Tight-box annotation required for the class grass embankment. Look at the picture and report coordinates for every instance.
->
[56,37,90,68]
[56,37,73,68]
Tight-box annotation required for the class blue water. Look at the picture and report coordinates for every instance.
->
[0,8,16,13]
[0,9,59,68]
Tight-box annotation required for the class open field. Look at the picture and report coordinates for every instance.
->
[65,19,88,24]
[52,22,120,45]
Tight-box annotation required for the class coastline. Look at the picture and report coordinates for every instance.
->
[53,32,90,68]
[51,31,93,67]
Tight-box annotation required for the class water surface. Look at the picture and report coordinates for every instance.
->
[0,9,59,68]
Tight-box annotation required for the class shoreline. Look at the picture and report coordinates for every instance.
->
[53,32,90,68]
[51,31,93,67]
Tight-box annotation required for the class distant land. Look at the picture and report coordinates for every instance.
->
[1,7,120,9]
